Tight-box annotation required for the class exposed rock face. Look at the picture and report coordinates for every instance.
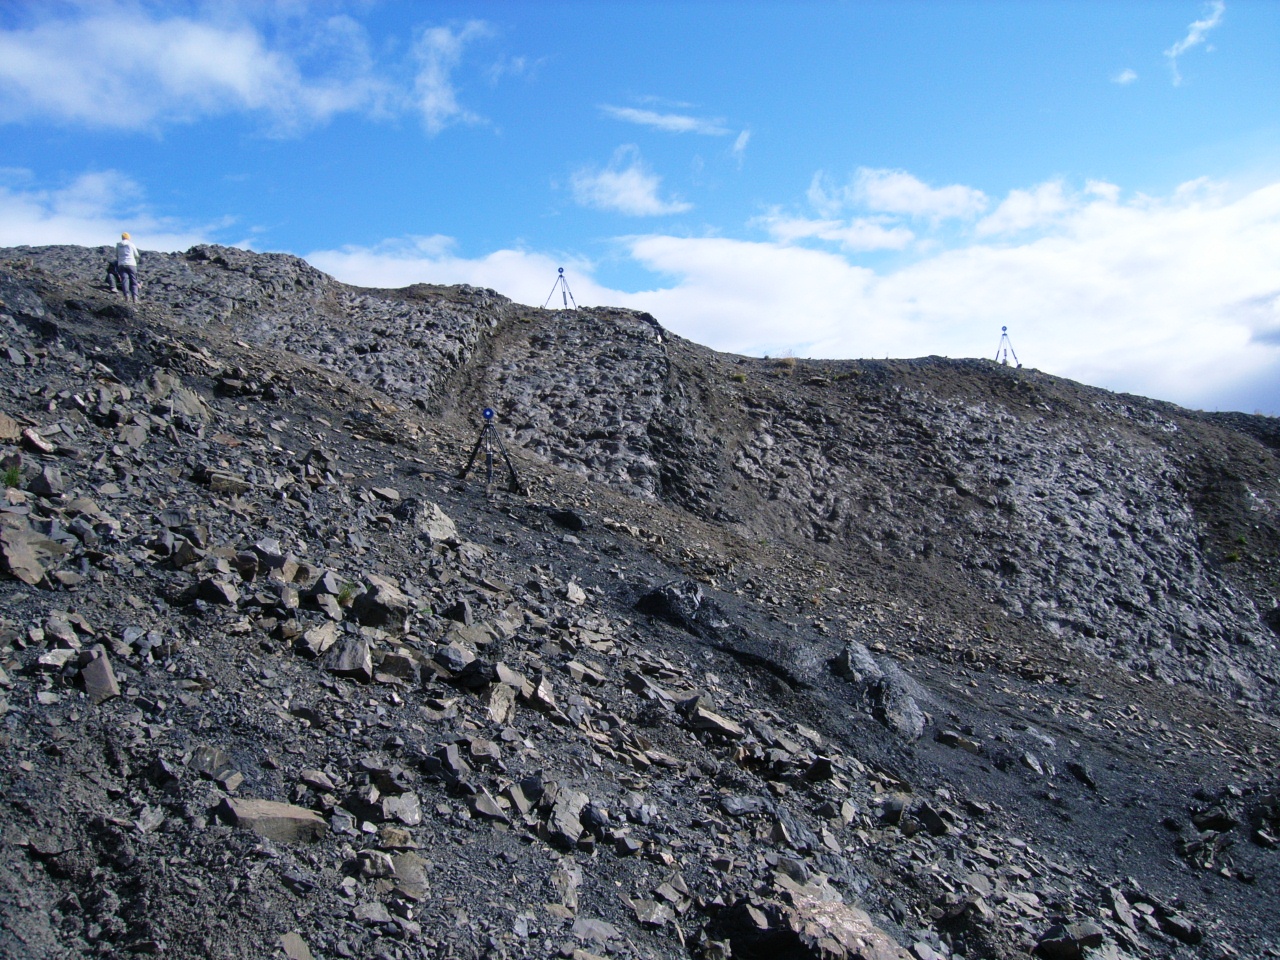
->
[1,243,1278,960]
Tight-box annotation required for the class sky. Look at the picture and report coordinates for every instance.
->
[1,2,1279,414]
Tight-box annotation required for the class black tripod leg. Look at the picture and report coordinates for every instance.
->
[458,427,488,480]
[489,428,525,494]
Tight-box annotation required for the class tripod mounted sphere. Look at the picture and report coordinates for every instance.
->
[995,326,1022,368]
[459,406,524,494]
[543,267,578,310]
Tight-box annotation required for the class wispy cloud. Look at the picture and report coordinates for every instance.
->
[600,105,730,136]
[759,214,914,252]
[810,168,988,221]
[1165,0,1225,86]
[731,130,751,164]
[414,21,492,134]
[976,181,1072,235]
[0,11,392,133]
[487,54,541,85]
[570,146,692,216]
[0,8,512,137]
[1112,68,1138,85]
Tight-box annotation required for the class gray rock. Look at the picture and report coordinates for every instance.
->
[327,637,373,682]
[352,574,409,630]
[547,787,589,848]
[27,466,65,498]
[79,651,120,704]
[219,797,328,842]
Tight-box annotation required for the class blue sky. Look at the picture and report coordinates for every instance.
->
[2,2,1279,414]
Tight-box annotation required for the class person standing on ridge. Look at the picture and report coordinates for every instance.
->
[116,232,140,302]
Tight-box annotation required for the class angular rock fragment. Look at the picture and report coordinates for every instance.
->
[1,518,67,585]
[79,651,120,704]
[299,768,338,793]
[567,660,607,686]
[20,427,55,454]
[194,577,240,605]
[219,797,327,842]
[352,574,409,631]
[297,621,339,658]
[28,465,64,498]
[550,860,583,912]
[687,703,745,738]
[327,637,373,682]
[1034,920,1107,959]
[352,901,393,924]
[470,790,510,823]
[202,470,251,495]
[381,791,422,826]
[406,500,457,541]
[278,932,314,960]
[191,745,243,791]
[710,894,910,960]
[0,410,19,442]
[546,787,589,849]
[486,682,517,724]
[570,917,619,943]
[721,795,771,817]
[434,641,475,674]
[632,899,674,927]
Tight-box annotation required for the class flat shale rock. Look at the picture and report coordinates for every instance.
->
[711,895,910,960]
[79,651,120,704]
[219,798,328,842]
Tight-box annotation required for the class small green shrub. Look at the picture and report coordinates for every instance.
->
[337,581,361,605]
[2,465,19,488]
[731,373,747,383]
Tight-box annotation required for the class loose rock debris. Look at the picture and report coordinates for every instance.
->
[0,244,1278,959]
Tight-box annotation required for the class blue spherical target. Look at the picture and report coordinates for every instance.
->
[482,407,495,421]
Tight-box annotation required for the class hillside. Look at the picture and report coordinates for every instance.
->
[1,244,1278,960]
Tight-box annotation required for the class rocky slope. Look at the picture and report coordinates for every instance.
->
[1,244,1278,960]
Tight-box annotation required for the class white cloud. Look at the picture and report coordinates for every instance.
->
[1085,180,1121,202]
[1165,0,1225,85]
[810,168,988,221]
[1113,68,1138,85]
[731,130,751,161]
[312,175,1280,412]
[570,147,692,216]
[306,236,620,309]
[414,21,491,134]
[0,10,391,132]
[760,215,914,252]
[0,169,211,250]
[600,105,730,136]
[976,181,1072,235]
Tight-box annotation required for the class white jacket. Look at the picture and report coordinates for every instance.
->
[116,240,139,268]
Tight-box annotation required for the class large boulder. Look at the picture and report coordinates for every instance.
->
[831,640,927,742]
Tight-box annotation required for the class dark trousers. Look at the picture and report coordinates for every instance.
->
[119,265,138,301]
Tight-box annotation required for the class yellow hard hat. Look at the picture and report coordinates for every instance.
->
[121,232,130,240]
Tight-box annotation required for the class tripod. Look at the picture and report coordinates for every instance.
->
[994,326,1021,368]
[458,408,524,494]
[543,267,577,310]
